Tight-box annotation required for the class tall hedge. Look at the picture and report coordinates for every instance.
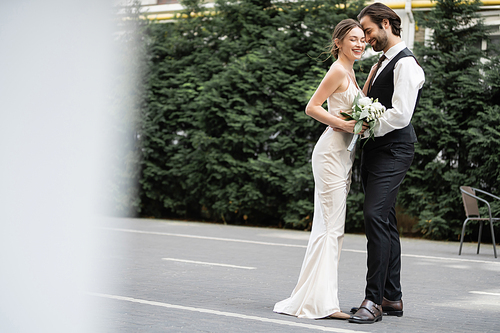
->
[134,0,500,242]
[399,0,500,241]
[138,0,370,228]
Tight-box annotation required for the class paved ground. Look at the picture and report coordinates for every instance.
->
[89,218,500,332]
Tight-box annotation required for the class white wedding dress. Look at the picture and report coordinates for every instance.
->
[273,73,359,319]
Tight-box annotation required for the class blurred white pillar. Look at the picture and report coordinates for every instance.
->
[0,1,120,332]
[404,0,415,50]
[395,1,416,50]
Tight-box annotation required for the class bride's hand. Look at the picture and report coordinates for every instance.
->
[331,114,351,132]
[331,120,369,134]
[331,119,357,133]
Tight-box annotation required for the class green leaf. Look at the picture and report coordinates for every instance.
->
[340,111,354,120]
[354,120,363,134]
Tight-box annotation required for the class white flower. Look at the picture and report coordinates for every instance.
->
[372,101,385,112]
[358,96,372,107]
[359,109,370,119]
[367,104,377,114]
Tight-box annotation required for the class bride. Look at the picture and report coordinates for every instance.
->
[273,19,366,320]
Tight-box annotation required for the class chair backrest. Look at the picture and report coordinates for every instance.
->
[461,186,480,217]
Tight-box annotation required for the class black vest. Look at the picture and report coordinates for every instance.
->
[362,48,422,151]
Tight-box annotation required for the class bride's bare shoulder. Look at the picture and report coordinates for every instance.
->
[328,63,347,76]
[324,63,347,83]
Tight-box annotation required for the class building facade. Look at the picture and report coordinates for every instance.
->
[138,0,500,51]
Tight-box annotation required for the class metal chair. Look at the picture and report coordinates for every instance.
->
[459,186,499,258]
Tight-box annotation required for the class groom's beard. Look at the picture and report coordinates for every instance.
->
[371,30,389,52]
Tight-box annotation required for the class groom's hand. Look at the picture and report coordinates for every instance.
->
[361,122,369,134]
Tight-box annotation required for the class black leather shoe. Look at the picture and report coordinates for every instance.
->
[349,299,382,324]
[350,297,403,317]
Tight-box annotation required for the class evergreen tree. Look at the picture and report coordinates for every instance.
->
[402,0,500,241]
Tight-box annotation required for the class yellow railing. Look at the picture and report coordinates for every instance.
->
[143,0,500,21]
[386,0,500,9]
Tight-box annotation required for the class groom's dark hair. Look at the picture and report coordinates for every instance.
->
[358,3,402,37]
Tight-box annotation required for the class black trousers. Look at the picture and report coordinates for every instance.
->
[360,142,414,305]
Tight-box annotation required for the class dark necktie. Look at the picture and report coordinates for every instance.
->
[368,54,386,93]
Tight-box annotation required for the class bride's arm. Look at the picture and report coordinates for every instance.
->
[362,64,377,96]
[305,66,357,133]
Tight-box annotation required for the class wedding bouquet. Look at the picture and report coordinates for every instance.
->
[341,92,386,152]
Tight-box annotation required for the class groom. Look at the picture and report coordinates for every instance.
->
[349,3,425,324]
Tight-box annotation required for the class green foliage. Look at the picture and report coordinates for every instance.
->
[137,0,371,228]
[402,0,500,241]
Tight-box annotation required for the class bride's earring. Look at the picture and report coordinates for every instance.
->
[334,38,342,59]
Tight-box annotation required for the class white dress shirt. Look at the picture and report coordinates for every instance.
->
[368,41,425,138]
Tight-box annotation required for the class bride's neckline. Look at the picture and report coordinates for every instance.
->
[331,64,361,93]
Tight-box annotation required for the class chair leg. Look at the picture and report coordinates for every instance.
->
[477,221,484,254]
[459,218,469,255]
[488,219,497,258]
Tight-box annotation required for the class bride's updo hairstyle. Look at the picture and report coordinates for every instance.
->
[327,19,363,59]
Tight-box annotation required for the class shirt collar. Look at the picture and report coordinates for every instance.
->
[383,41,406,60]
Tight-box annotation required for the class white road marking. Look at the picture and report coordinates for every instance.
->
[101,227,307,248]
[88,293,367,333]
[400,253,499,265]
[101,227,500,265]
[469,291,500,296]
[162,258,256,270]
[343,249,366,254]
